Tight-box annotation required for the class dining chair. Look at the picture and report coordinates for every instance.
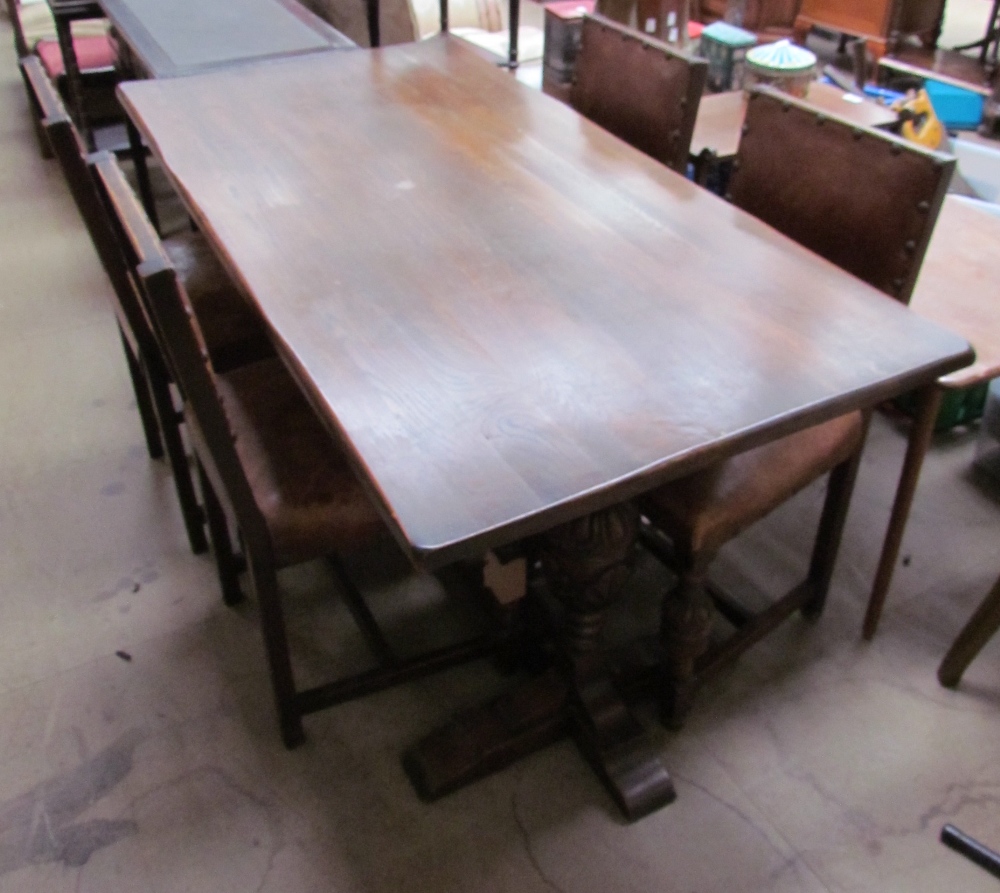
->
[938,569,1000,688]
[22,55,274,556]
[570,13,707,174]
[6,0,119,155]
[89,152,507,747]
[727,85,954,303]
[642,84,955,727]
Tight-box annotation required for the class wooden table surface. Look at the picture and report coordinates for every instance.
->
[691,81,899,162]
[118,36,971,571]
[864,193,1000,638]
[98,0,353,78]
[910,196,1000,389]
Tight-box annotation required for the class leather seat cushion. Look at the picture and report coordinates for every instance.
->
[644,411,864,557]
[164,233,275,372]
[36,33,116,79]
[216,358,385,566]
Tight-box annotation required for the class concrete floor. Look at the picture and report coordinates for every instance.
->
[2,4,1000,892]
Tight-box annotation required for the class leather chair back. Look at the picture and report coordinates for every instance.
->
[571,13,707,173]
[730,85,954,303]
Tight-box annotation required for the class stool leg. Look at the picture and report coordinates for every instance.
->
[938,573,1000,688]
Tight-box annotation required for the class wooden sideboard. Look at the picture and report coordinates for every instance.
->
[793,0,947,60]
[694,0,802,38]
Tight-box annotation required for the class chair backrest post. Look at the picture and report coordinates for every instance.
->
[88,154,270,548]
[729,85,955,303]
[20,56,161,364]
[570,13,707,173]
[5,0,31,58]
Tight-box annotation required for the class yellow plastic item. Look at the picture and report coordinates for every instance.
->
[892,89,945,150]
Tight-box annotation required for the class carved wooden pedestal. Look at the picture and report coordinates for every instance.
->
[403,504,676,822]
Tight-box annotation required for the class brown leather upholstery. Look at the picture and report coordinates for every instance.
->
[216,357,384,566]
[570,14,707,173]
[163,233,274,372]
[643,411,864,556]
[730,86,955,303]
[639,88,954,728]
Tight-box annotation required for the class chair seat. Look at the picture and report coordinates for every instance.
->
[36,33,117,79]
[216,357,385,566]
[643,411,864,556]
[163,233,274,372]
[18,0,109,45]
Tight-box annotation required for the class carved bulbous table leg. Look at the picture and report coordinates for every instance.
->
[543,503,676,820]
[660,567,714,729]
[403,503,676,822]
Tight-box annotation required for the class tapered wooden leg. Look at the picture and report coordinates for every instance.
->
[938,573,1000,688]
[802,413,869,619]
[865,386,943,639]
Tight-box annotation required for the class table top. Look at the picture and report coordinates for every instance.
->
[909,195,1000,389]
[691,82,899,161]
[879,49,995,97]
[118,36,971,568]
[97,0,352,78]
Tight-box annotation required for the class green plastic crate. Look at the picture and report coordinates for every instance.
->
[893,381,991,432]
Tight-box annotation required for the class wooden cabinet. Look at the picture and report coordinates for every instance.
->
[693,0,803,37]
[793,0,947,60]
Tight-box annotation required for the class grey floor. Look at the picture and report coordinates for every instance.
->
[2,4,1000,892]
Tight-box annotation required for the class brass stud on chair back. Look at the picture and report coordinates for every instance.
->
[729,85,955,303]
[570,13,707,173]
[642,88,956,730]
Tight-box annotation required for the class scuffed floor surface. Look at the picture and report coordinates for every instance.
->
[2,5,1000,892]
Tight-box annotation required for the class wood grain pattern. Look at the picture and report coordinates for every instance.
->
[118,36,971,568]
[909,196,1000,391]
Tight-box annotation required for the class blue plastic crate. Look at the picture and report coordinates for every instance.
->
[925,79,984,130]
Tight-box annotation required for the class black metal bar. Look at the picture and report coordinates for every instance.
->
[950,0,1000,65]
[941,824,1000,880]
[505,0,519,69]
[366,0,380,47]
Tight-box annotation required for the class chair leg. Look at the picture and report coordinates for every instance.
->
[145,359,208,555]
[196,460,244,606]
[660,558,714,729]
[802,415,870,619]
[938,573,1000,688]
[119,328,163,460]
[247,552,304,748]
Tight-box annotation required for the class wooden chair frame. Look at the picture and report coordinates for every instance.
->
[641,86,954,727]
[22,55,208,554]
[90,153,509,747]
[570,13,707,173]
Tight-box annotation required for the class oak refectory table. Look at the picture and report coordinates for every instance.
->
[117,36,972,820]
